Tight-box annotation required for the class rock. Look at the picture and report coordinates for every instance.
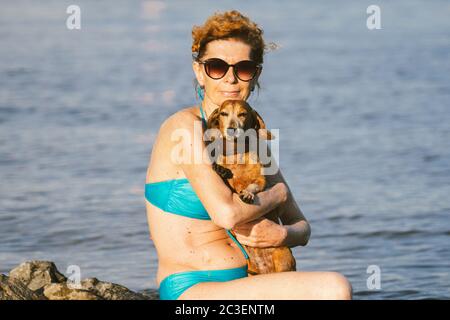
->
[139,288,160,300]
[43,283,102,300]
[1,260,158,300]
[0,274,46,300]
[78,277,149,300]
[9,261,67,293]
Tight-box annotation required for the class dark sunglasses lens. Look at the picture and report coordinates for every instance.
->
[235,61,258,81]
[205,59,228,79]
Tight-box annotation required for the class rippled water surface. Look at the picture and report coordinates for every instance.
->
[1,0,449,299]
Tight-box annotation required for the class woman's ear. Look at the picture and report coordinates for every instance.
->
[251,66,263,92]
[256,65,263,80]
[252,109,274,140]
[192,61,205,87]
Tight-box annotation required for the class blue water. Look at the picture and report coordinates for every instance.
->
[0,0,449,299]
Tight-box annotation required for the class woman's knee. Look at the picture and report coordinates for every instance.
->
[325,272,353,300]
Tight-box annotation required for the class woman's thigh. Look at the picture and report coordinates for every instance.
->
[178,271,353,300]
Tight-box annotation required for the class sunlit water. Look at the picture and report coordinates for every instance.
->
[1,0,449,299]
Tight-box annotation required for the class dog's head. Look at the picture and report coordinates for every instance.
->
[206,99,274,141]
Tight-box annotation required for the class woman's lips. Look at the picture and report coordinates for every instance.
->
[221,91,240,97]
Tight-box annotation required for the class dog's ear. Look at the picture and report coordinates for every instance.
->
[206,108,220,129]
[205,108,222,141]
[251,109,275,140]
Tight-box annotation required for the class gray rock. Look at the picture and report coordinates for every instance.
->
[0,274,46,300]
[78,277,150,300]
[9,261,67,292]
[139,288,160,300]
[2,260,158,300]
[43,283,102,300]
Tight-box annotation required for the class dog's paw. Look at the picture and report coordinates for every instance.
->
[212,163,233,179]
[239,189,255,204]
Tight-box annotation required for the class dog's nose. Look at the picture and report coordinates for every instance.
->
[226,127,236,136]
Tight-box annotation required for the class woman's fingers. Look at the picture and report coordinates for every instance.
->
[235,233,250,243]
[235,234,265,247]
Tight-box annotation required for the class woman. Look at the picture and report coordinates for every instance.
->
[145,10,352,300]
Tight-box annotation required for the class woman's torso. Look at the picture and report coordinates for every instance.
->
[145,105,247,286]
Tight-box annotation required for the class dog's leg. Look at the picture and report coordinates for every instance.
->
[212,162,233,179]
[239,183,261,204]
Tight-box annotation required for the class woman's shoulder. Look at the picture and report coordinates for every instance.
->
[160,105,201,132]
[147,105,201,178]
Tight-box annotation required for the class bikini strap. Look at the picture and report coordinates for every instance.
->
[198,104,207,128]
[226,229,249,260]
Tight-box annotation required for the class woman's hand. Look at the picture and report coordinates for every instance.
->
[232,217,287,248]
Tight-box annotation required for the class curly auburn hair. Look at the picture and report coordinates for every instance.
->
[191,10,268,65]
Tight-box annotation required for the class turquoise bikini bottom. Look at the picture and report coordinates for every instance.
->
[159,265,248,300]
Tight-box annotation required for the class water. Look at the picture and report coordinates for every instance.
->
[1,0,449,299]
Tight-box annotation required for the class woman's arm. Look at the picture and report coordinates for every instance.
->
[232,168,311,248]
[233,146,311,248]
[165,111,288,229]
[267,164,311,247]
[278,193,311,247]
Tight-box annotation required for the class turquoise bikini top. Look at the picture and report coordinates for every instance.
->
[145,177,210,220]
[144,104,249,259]
[145,104,209,220]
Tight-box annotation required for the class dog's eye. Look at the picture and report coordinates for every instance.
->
[238,113,247,117]
[220,112,228,116]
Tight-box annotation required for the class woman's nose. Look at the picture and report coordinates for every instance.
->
[224,66,238,83]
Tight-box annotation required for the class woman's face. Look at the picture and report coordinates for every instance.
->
[193,39,261,106]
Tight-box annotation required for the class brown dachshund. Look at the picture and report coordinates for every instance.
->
[205,99,296,275]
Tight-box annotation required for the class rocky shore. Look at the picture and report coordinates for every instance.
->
[0,261,159,300]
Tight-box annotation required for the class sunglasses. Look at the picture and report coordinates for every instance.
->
[194,56,261,82]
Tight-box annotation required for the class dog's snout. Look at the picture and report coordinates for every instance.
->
[226,127,236,136]
[228,119,237,127]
